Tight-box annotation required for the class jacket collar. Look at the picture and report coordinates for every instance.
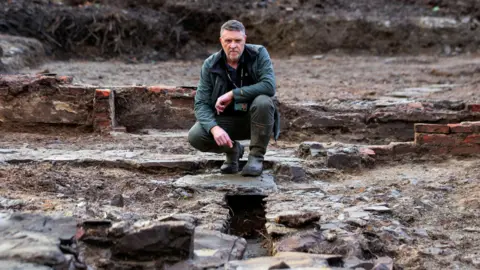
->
[209,44,259,74]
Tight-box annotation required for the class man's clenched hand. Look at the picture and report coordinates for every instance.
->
[210,126,233,148]
[215,91,234,115]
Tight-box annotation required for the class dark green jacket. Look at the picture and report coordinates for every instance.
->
[194,44,280,140]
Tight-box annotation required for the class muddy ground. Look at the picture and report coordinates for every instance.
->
[1,0,480,269]
[19,53,480,103]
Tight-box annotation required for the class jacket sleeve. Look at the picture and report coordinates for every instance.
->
[232,46,276,103]
[194,60,217,133]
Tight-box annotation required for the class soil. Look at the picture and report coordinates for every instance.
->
[18,53,480,104]
[1,0,480,269]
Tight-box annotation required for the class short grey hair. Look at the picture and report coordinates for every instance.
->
[220,20,246,36]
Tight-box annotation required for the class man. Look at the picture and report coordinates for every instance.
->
[188,20,279,176]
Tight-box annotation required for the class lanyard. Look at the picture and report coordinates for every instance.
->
[226,66,243,89]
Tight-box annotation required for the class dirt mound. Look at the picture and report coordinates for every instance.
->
[1,0,480,62]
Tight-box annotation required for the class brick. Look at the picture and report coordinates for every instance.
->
[414,123,450,134]
[95,89,111,98]
[464,134,480,144]
[148,85,172,94]
[415,133,460,146]
[390,142,417,155]
[57,76,73,84]
[467,104,480,112]
[94,120,111,128]
[94,112,110,120]
[448,123,474,133]
[367,145,393,156]
[451,144,480,155]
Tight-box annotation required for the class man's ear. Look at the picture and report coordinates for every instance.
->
[219,37,222,43]
[244,35,247,43]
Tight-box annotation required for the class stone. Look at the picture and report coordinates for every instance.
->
[158,213,198,226]
[173,173,277,194]
[343,256,375,269]
[373,256,394,270]
[0,230,67,267]
[266,211,320,228]
[297,142,326,158]
[364,206,392,212]
[274,163,307,182]
[226,252,342,269]
[0,260,51,270]
[327,152,363,171]
[0,196,24,209]
[275,230,365,258]
[194,229,247,261]
[112,220,194,261]
[265,222,299,236]
[110,194,124,207]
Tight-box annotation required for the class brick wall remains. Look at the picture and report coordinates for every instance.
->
[414,122,480,155]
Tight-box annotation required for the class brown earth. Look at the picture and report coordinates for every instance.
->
[19,53,480,103]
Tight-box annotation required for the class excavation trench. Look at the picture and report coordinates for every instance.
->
[226,194,270,259]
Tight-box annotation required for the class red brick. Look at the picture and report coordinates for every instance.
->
[415,133,460,146]
[414,123,450,134]
[95,89,111,98]
[451,144,480,155]
[148,85,173,94]
[94,112,110,120]
[464,134,480,144]
[94,120,111,128]
[448,123,474,133]
[57,76,73,84]
[467,104,480,112]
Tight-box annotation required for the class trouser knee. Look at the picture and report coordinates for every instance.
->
[250,95,274,125]
[188,123,211,152]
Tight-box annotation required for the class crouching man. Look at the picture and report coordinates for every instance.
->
[188,20,279,176]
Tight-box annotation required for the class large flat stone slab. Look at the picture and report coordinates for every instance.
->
[173,173,277,194]
[225,252,343,270]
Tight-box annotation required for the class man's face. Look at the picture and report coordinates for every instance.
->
[220,30,246,63]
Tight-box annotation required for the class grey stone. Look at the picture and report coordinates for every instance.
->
[226,252,342,269]
[413,228,429,238]
[0,213,77,240]
[297,142,326,158]
[266,211,320,228]
[364,206,392,212]
[194,229,247,262]
[343,256,375,269]
[0,197,24,209]
[112,220,194,261]
[0,230,67,267]
[173,173,277,194]
[373,256,394,270]
[274,163,307,182]
[327,153,363,171]
[158,213,198,226]
[110,194,124,207]
[275,230,365,258]
[0,260,52,270]
[265,222,299,236]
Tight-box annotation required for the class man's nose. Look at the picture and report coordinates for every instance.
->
[229,42,237,48]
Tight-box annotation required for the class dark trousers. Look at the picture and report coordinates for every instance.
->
[188,95,275,153]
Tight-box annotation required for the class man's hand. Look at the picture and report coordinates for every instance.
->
[215,91,234,115]
[210,126,233,148]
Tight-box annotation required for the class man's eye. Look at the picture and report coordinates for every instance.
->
[235,40,242,43]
